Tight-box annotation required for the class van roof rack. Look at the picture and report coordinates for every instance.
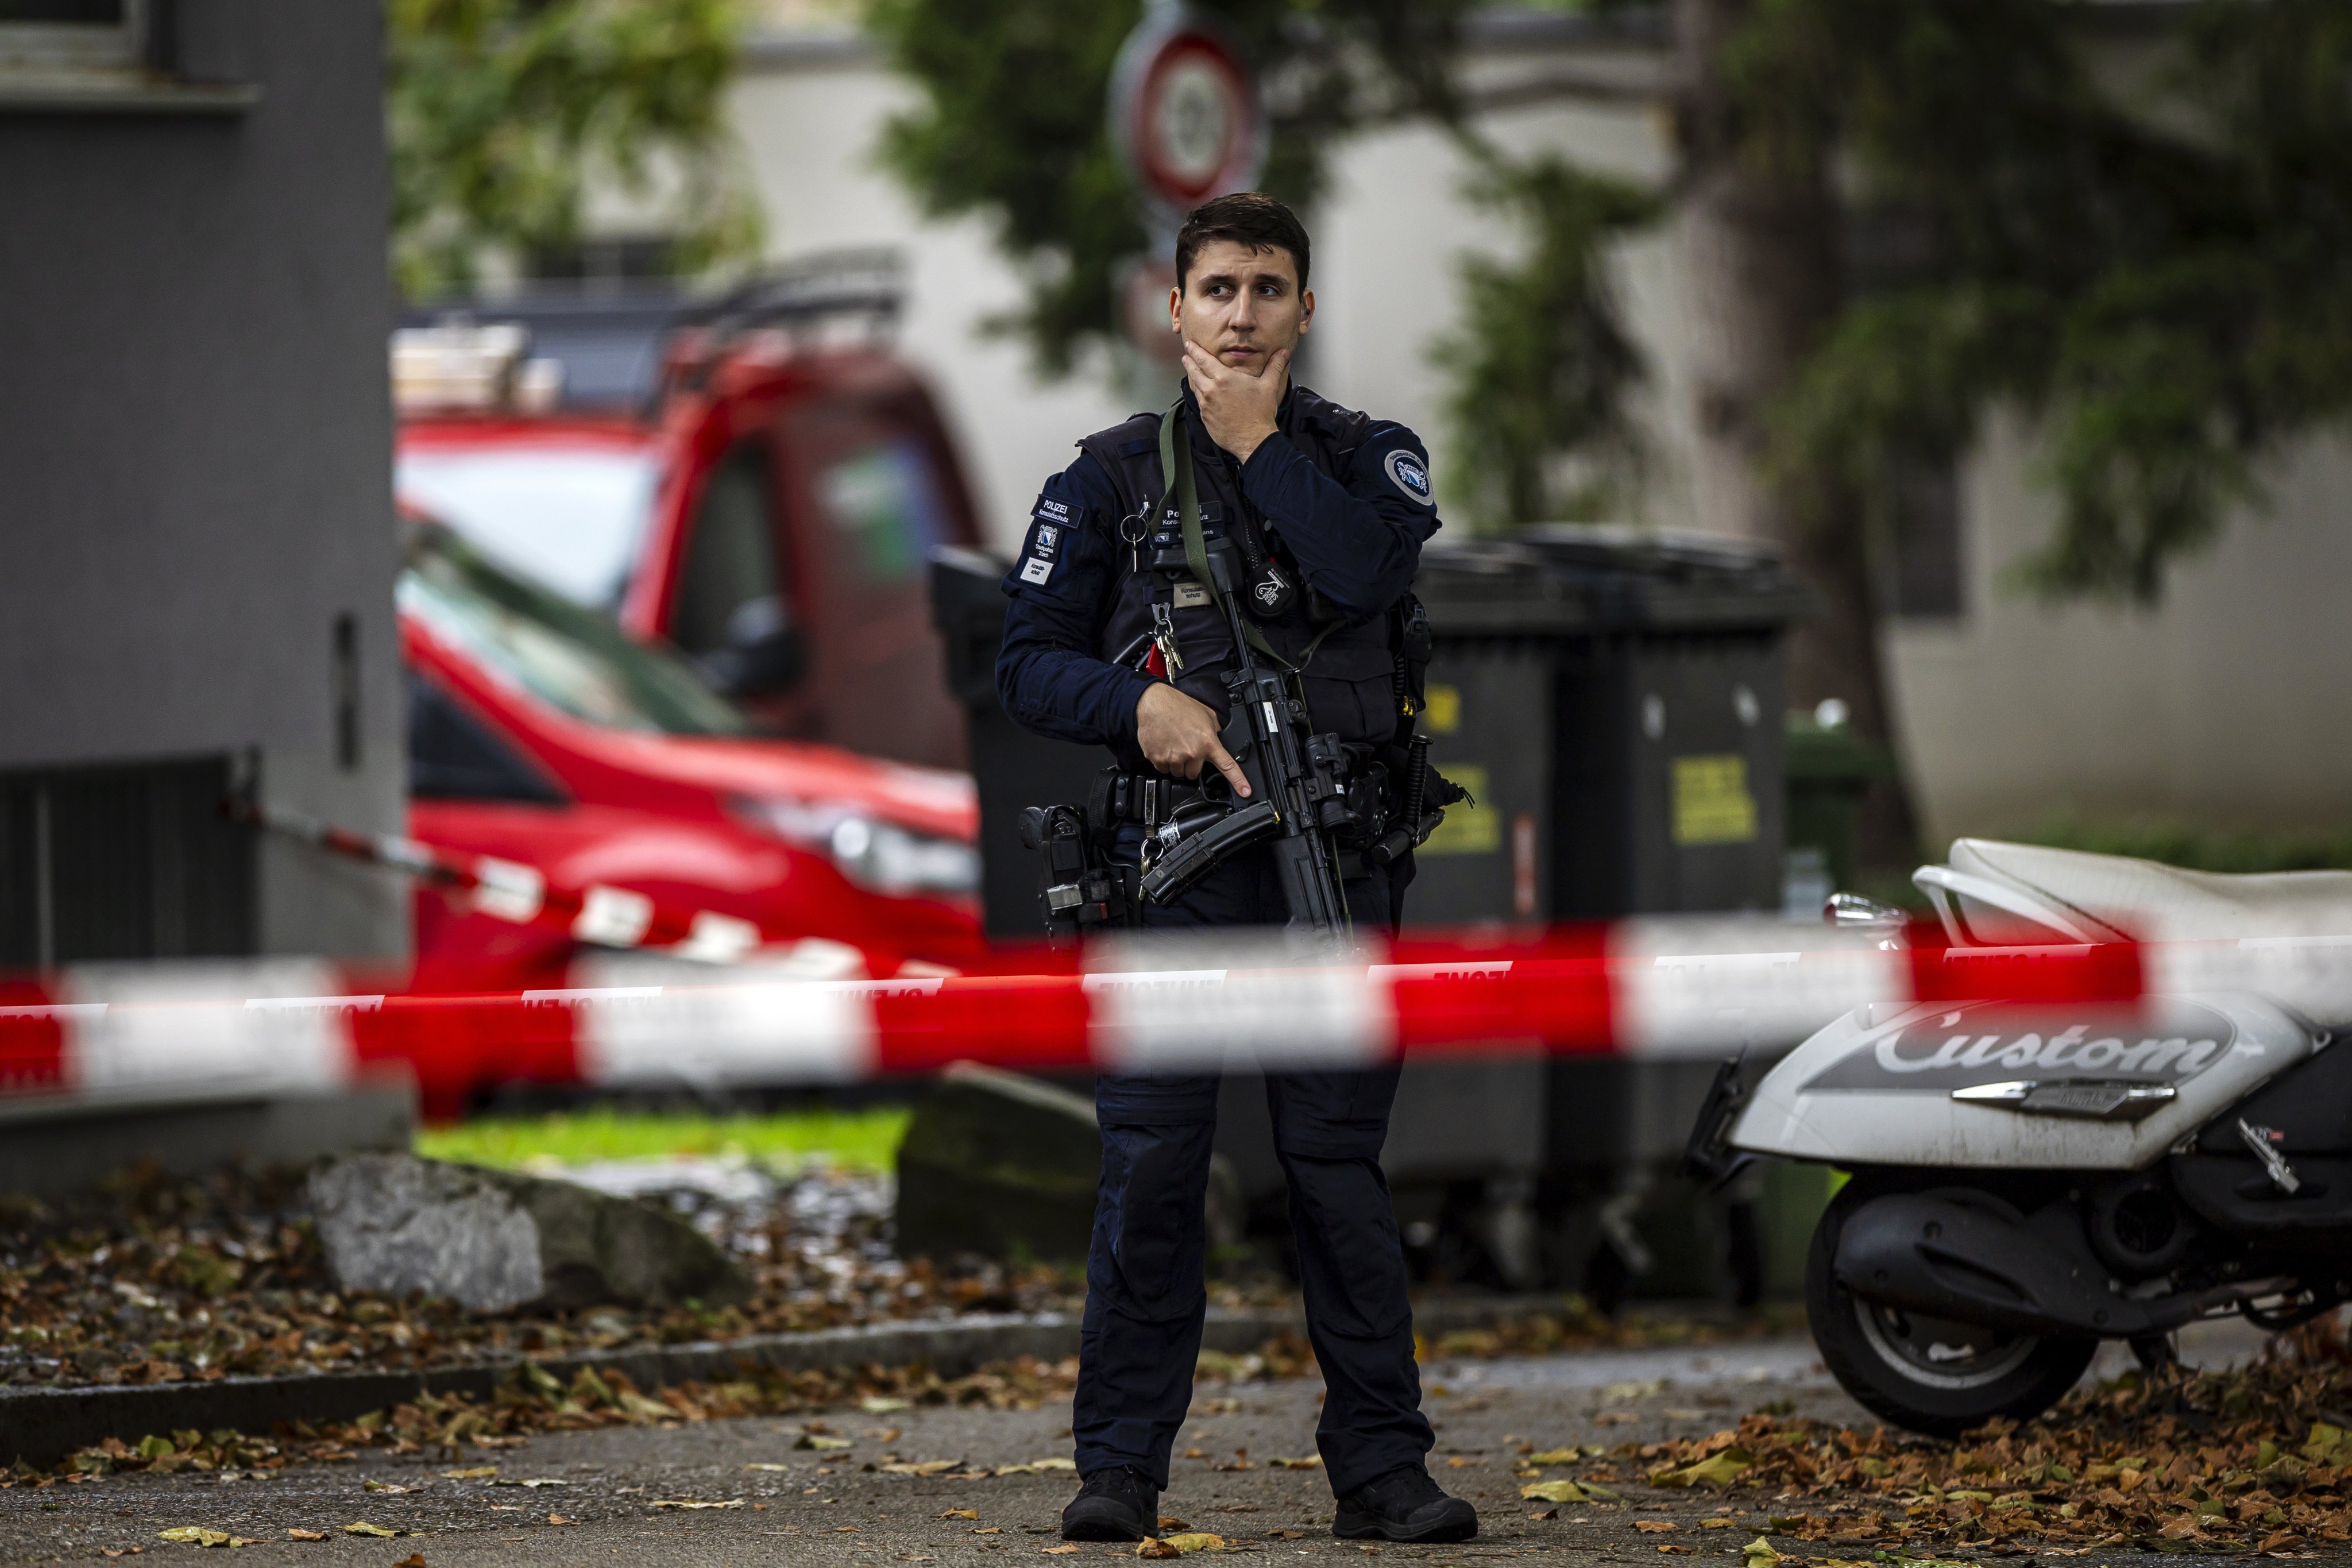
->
[399,249,907,412]
[681,248,904,339]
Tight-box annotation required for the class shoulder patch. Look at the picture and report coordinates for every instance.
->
[1382,447,1435,505]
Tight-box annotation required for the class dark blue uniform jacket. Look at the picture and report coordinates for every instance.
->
[994,379,1441,754]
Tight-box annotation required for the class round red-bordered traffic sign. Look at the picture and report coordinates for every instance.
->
[1109,7,1265,225]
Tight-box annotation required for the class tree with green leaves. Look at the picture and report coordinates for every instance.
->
[1758,0,2352,604]
[1431,155,1658,528]
[1669,0,2352,863]
[388,0,756,299]
[1432,0,2352,866]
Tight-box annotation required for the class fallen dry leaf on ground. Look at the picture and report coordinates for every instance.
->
[1650,1448,1752,1488]
[156,1528,231,1548]
[1510,1311,2352,1556]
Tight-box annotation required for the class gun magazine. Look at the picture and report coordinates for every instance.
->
[1138,798,1283,906]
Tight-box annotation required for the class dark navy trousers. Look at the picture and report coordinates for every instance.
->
[1071,839,1432,1498]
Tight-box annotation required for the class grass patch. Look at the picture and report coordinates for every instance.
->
[416,1105,912,1172]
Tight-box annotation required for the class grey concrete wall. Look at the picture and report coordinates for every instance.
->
[0,0,407,958]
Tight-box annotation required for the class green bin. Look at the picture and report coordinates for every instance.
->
[1784,711,1880,907]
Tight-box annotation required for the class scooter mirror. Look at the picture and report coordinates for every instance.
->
[1825,891,1907,932]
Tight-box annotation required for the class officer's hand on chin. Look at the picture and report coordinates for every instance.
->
[1136,682,1251,798]
[1184,342,1289,462]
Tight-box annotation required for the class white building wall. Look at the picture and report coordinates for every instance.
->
[1889,422,2352,842]
[726,53,1128,549]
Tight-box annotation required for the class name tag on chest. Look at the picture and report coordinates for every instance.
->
[1172,580,1210,609]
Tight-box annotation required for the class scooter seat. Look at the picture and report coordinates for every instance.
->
[1945,837,2352,942]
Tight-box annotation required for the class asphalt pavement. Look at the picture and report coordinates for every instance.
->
[0,1320,2292,1567]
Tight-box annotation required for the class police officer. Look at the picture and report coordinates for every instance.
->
[996,194,1474,1546]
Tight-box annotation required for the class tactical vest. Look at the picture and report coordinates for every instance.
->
[1077,387,1401,767]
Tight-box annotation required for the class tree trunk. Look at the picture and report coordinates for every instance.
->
[1673,0,1922,877]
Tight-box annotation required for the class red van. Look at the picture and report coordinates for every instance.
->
[394,254,983,770]
[399,522,983,986]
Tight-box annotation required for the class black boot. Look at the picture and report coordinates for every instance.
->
[1061,1465,1160,1542]
[1333,1466,1477,1543]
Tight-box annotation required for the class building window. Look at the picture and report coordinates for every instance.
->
[1883,462,1965,620]
[0,0,146,84]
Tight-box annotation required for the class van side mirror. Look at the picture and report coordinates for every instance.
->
[698,595,805,697]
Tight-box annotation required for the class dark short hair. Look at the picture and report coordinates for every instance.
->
[1175,193,1310,293]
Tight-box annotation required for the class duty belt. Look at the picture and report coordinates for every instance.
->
[1090,770,1206,832]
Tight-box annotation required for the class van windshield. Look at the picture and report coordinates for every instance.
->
[396,436,659,609]
[399,528,750,737]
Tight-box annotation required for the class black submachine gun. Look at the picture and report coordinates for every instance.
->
[1131,530,1352,943]
[1020,400,1461,948]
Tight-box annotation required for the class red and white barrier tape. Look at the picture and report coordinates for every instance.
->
[5,919,2350,1117]
[233,801,770,963]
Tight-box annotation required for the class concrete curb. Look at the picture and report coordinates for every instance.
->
[0,1294,1588,1469]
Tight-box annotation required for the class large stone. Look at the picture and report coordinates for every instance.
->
[307,1153,752,1314]
[894,1063,1101,1264]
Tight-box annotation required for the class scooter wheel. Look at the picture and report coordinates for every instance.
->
[1805,1181,2096,1438]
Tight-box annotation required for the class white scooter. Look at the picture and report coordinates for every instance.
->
[1685,838,2352,1436]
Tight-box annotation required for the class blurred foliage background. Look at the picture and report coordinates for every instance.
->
[381,0,2352,607]
[865,0,1488,378]
[387,0,758,298]
[1755,0,2352,604]
[1431,155,1658,528]
[387,0,2352,869]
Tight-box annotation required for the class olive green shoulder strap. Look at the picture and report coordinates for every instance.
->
[1159,399,1338,670]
